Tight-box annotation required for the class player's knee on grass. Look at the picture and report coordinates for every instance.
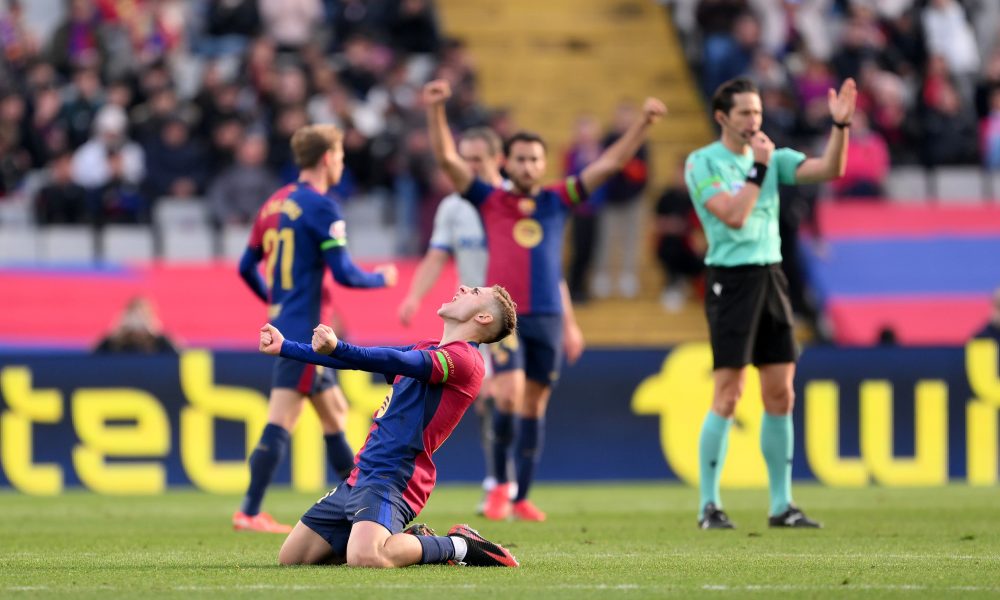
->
[278,522,343,566]
[345,544,393,568]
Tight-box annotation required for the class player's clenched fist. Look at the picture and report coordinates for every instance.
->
[423,79,452,106]
[259,323,284,355]
[642,98,668,124]
[312,324,339,355]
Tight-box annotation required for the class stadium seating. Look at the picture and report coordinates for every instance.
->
[931,166,986,203]
[886,166,929,202]
[101,225,155,263]
[220,224,253,261]
[39,225,96,263]
[161,226,215,262]
[0,226,39,263]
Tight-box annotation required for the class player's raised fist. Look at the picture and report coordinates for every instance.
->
[259,324,284,355]
[423,80,452,106]
[642,98,668,124]
[312,324,339,355]
[376,263,398,287]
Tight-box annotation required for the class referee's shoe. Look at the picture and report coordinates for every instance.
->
[768,504,822,528]
[698,503,735,529]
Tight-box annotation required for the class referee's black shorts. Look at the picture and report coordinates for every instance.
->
[704,263,798,370]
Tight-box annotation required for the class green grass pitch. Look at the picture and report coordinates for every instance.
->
[1,484,998,599]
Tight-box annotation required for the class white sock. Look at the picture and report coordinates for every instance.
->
[449,536,468,561]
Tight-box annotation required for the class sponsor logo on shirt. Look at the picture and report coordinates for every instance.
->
[513,218,543,248]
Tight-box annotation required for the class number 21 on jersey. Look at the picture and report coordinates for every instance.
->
[262,228,294,290]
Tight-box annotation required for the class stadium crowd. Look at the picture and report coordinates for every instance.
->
[669,0,1000,195]
[0,0,500,254]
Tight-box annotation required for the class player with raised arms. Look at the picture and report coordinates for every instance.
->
[424,79,666,521]
[397,126,585,513]
[234,124,397,533]
[263,285,520,567]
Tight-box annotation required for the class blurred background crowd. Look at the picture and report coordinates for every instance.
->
[0,0,998,347]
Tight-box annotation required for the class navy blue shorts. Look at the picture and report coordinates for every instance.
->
[272,356,337,395]
[491,313,564,385]
[300,484,415,557]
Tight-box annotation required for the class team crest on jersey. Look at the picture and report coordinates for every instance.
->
[517,198,536,215]
[329,220,347,242]
[513,218,543,248]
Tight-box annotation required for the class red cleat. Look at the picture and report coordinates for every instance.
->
[512,499,546,522]
[447,524,519,567]
[232,511,293,533]
[482,483,512,520]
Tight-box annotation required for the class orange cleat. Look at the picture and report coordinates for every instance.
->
[512,499,546,522]
[482,483,512,520]
[232,511,293,533]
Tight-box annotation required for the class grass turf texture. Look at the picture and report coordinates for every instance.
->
[1,484,998,599]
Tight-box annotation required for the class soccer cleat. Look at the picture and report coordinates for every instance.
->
[232,511,293,533]
[482,483,512,520]
[403,522,437,537]
[698,502,736,529]
[447,524,519,567]
[512,499,546,522]
[769,504,822,528]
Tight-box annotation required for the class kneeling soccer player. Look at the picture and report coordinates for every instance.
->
[260,285,520,567]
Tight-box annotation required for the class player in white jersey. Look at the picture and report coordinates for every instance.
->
[398,127,584,513]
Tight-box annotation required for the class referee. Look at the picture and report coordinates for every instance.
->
[685,77,857,529]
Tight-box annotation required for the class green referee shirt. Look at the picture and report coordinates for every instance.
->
[685,141,805,267]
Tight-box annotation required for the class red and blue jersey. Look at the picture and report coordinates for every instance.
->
[246,182,378,343]
[341,339,484,514]
[463,177,588,315]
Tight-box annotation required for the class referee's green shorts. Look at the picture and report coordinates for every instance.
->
[704,263,799,370]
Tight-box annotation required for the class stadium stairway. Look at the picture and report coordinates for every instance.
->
[436,0,712,345]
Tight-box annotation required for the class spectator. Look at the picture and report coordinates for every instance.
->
[93,147,146,224]
[921,81,979,166]
[698,3,759,98]
[922,0,980,95]
[94,296,178,354]
[338,34,381,100]
[563,114,604,302]
[208,132,279,226]
[259,0,322,52]
[975,50,1000,120]
[0,92,31,193]
[654,163,705,312]
[831,110,890,197]
[60,65,104,149]
[388,0,442,55]
[592,102,649,300]
[982,88,1000,169]
[34,149,88,224]
[0,0,40,74]
[831,14,883,82]
[199,0,260,56]
[141,115,208,201]
[46,0,107,76]
[24,85,68,168]
[71,104,145,191]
